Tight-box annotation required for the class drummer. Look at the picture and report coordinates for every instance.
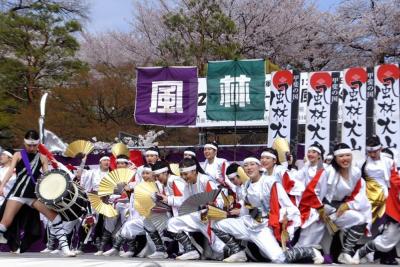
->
[0,130,76,256]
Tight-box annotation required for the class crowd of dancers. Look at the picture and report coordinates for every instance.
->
[0,129,399,265]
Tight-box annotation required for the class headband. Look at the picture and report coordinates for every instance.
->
[308,146,321,154]
[24,138,40,145]
[116,158,129,163]
[334,148,352,156]
[153,167,169,175]
[261,151,277,159]
[180,165,197,173]
[366,145,382,152]
[184,151,196,157]
[142,167,153,172]
[145,150,159,156]
[243,157,261,165]
[99,156,110,162]
[227,172,238,179]
[204,144,218,150]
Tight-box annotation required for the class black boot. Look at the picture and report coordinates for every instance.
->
[167,231,195,253]
[95,237,102,251]
[284,247,322,263]
[342,224,366,256]
[100,230,112,252]
[112,233,125,250]
[148,231,166,252]
[380,247,398,265]
[47,230,57,250]
[213,229,244,257]
[356,240,376,259]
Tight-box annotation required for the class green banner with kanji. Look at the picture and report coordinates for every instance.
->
[206,59,265,121]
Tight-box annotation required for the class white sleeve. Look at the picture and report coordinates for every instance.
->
[80,169,93,192]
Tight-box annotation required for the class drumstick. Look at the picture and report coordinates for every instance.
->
[83,225,94,245]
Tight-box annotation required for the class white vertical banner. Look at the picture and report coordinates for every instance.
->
[305,72,333,155]
[341,67,368,153]
[268,70,293,145]
[374,64,400,159]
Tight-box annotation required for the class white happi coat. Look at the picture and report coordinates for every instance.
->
[295,162,328,188]
[364,156,394,197]
[296,166,372,247]
[202,157,234,187]
[80,168,108,193]
[214,174,301,262]
[167,173,225,253]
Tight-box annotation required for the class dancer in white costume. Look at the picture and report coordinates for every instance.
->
[80,156,110,194]
[166,157,225,260]
[354,149,400,264]
[0,149,16,206]
[260,148,304,206]
[202,141,230,187]
[102,155,138,257]
[298,143,372,264]
[144,161,187,259]
[361,135,394,223]
[295,142,328,188]
[212,157,324,263]
[134,147,159,182]
[183,147,197,160]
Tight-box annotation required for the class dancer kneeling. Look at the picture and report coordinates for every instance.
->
[213,157,324,263]
[298,143,372,264]
[165,158,226,260]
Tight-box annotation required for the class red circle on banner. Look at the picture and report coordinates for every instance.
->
[310,72,332,91]
[377,64,400,84]
[272,70,293,90]
[345,68,368,87]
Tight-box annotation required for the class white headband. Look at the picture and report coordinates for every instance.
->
[116,158,129,163]
[99,156,110,162]
[145,150,159,156]
[326,155,334,160]
[366,145,382,152]
[2,151,13,158]
[308,146,322,154]
[142,167,153,172]
[184,151,196,157]
[24,138,40,145]
[334,148,352,156]
[180,165,197,173]
[243,157,261,165]
[261,151,277,159]
[204,144,218,150]
[153,167,169,175]
[227,172,238,179]
[381,152,393,159]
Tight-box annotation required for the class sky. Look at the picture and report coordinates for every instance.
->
[85,0,341,33]
[85,0,134,33]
